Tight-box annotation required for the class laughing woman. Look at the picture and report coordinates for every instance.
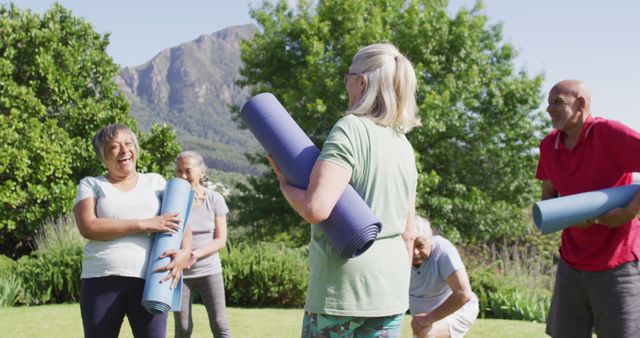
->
[73,124,191,338]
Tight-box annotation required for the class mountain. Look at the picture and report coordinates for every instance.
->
[116,24,260,175]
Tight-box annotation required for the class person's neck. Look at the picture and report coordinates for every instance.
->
[562,114,589,150]
[192,185,206,206]
[106,171,138,184]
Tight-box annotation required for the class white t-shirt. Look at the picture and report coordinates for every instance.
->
[74,173,166,279]
[409,236,477,314]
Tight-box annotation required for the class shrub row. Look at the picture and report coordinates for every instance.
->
[1,241,309,307]
[221,242,308,307]
[2,239,554,323]
[14,246,83,305]
[1,246,82,307]
[469,265,550,322]
[464,236,556,323]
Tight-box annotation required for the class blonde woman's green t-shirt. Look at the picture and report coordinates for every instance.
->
[308,114,418,316]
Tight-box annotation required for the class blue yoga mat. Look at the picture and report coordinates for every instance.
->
[141,178,194,314]
[240,93,382,258]
[533,184,640,234]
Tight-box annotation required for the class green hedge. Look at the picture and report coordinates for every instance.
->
[15,246,83,305]
[0,254,16,276]
[222,242,308,307]
[469,264,551,322]
[8,240,310,307]
[4,237,554,323]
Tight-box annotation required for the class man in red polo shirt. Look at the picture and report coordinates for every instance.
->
[536,79,640,337]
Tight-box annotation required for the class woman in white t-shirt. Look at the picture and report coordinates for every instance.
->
[173,151,231,338]
[410,216,479,338]
[73,124,192,338]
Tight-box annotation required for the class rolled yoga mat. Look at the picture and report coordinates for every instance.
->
[533,184,640,234]
[141,178,194,314]
[240,93,382,259]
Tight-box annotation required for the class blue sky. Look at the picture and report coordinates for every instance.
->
[5,0,640,130]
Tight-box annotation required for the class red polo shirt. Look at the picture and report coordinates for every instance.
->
[536,115,640,271]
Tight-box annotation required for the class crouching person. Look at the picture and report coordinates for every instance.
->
[410,216,479,338]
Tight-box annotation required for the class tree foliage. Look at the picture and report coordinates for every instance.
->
[0,4,180,256]
[231,0,547,246]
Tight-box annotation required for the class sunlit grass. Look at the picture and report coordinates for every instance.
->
[0,303,549,338]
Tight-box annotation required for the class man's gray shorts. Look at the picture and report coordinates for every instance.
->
[546,258,640,338]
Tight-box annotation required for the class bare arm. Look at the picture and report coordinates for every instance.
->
[192,214,228,259]
[182,225,192,249]
[159,212,229,288]
[268,156,351,224]
[73,198,181,241]
[541,179,558,200]
[412,268,473,334]
[402,196,417,266]
[596,189,640,228]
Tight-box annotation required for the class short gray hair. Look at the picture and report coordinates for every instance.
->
[415,215,433,240]
[176,150,210,186]
[92,124,139,164]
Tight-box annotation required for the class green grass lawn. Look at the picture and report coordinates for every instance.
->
[0,304,548,338]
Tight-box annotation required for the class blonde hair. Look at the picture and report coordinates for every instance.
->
[347,43,421,133]
[415,215,433,240]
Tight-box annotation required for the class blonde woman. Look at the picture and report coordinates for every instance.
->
[268,43,420,337]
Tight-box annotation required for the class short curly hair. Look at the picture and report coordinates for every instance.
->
[92,124,139,164]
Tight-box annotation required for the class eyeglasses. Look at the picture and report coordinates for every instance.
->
[343,72,361,83]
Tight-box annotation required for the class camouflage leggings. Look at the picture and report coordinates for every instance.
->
[301,311,404,338]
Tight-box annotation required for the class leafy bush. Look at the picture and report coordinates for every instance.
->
[469,264,550,322]
[0,4,180,257]
[14,246,83,305]
[484,287,550,322]
[0,254,23,307]
[0,273,23,307]
[0,254,16,275]
[464,237,556,322]
[222,242,308,307]
[5,216,85,305]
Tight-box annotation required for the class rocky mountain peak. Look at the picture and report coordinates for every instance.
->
[116,24,260,175]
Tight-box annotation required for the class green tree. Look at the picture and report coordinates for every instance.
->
[0,4,180,256]
[231,0,547,246]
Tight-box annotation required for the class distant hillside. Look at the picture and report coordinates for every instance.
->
[116,24,260,175]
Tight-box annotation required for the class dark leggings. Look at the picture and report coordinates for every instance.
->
[80,276,167,338]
